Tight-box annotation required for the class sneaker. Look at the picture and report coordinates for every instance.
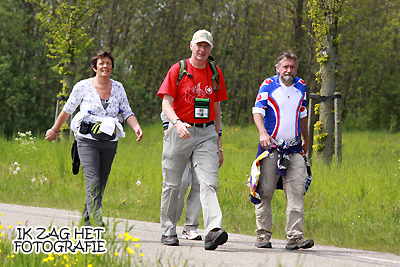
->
[204,228,228,250]
[182,229,202,240]
[255,236,272,248]
[285,237,314,250]
[161,234,179,246]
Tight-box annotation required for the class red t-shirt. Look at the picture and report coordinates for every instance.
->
[157,59,228,124]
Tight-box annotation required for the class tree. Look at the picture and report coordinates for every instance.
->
[4,0,398,137]
[0,0,60,137]
[31,0,106,129]
[337,0,400,132]
[307,0,350,163]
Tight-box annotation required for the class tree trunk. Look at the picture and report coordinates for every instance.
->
[63,72,75,95]
[55,64,76,137]
[317,39,337,163]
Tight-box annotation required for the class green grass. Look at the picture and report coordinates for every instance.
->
[1,125,399,256]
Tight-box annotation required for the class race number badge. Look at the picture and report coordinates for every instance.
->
[194,98,210,119]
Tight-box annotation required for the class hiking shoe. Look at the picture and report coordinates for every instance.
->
[84,217,90,226]
[161,235,179,246]
[255,236,272,248]
[204,228,228,250]
[83,218,106,228]
[182,229,202,240]
[97,221,106,228]
[285,238,314,250]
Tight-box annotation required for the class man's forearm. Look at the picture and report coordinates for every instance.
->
[300,117,308,142]
[162,95,178,123]
[253,113,267,136]
[214,102,221,135]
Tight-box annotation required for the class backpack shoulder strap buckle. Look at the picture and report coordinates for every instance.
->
[208,60,220,92]
[177,59,192,86]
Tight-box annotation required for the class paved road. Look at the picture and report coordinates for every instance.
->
[1,203,400,267]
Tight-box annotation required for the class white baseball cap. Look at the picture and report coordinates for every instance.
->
[191,29,213,48]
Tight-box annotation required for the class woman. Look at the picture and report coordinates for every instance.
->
[46,50,143,226]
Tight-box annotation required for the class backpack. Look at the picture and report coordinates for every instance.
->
[176,56,220,92]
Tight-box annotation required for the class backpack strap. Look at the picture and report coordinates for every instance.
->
[208,60,220,92]
[177,59,193,86]
[177,58,220,92]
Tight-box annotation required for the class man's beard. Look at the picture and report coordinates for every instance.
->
[281,74,294,84]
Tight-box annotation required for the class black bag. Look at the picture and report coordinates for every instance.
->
[71,140,80,175]
[80,121,116,141]
[79,120,91,134]
[89,122,116,140]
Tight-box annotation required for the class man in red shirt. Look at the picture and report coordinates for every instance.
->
[157,29,228,250]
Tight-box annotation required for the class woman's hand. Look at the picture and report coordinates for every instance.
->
[126,116,143,141]
[45,129,59,142]
[134,126,143,142]
[46,111,71,142]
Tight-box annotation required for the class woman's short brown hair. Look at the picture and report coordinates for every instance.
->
[91,50,115,69]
